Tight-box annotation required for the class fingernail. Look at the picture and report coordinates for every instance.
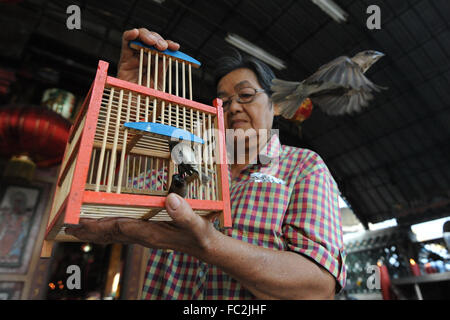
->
[158,39,166,47]
[167,194,180,210]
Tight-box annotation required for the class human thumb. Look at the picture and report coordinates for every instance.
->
[165,193,197,226]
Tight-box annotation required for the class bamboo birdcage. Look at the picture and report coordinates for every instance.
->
[41,41,231,256]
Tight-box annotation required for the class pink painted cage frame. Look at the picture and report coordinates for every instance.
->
[41,60,231,256]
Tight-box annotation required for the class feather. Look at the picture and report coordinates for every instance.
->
[270,79,301,103]
[270,79,308,119]
[272,51,387,118]
[275,97,307,119]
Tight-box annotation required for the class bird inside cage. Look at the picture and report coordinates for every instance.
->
[122,121,211,197]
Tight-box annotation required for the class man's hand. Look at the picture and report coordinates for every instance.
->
[65,193,219,256]
[117,28,180,85]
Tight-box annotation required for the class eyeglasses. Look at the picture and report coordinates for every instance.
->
[218,87,265,112]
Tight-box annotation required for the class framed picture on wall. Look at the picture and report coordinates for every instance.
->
[0,182,50,274]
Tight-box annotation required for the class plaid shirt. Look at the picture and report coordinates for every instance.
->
[142,134,346,299]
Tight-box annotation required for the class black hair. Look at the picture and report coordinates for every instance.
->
[213,48,276,96]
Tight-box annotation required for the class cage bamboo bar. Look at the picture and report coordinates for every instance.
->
[42,41,231,255]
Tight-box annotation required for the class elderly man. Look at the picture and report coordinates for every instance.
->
[66,28,346,300]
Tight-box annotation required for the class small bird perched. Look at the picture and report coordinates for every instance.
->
[168,141,212,185]
[271,50,386,118]
[140,141,210,220]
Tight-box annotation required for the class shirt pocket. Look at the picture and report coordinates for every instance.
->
[228,181,291,248]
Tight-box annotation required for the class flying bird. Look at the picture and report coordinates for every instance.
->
[271,50,386,118]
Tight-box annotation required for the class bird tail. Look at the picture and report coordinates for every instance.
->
[373,83,389,92]
[271,78,307,119]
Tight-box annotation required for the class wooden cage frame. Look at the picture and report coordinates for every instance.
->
[41,59,231,257]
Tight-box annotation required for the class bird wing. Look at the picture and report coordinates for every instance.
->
[306,56,384,115]
[307,56,384,91]
[310,88,374,116]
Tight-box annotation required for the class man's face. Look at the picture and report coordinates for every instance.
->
[217,68,274,136]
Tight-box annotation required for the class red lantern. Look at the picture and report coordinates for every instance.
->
[409,259,421,276]
[0,105,71,180]
[378,260,392,300]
